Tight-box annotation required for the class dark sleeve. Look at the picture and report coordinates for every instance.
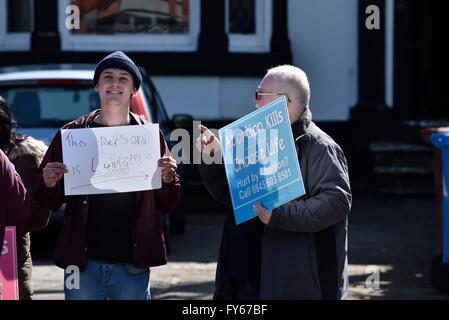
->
[14,152,52,233]
[156,131,181,214]
[35,131,66,211]
[1,151,30,226]
[198,159,232,206]
[269,142,352,232]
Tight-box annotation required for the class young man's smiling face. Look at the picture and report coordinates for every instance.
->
[95,68,136,108]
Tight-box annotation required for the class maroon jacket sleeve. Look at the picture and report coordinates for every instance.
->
[35,131,66,211]
[156,131,181,214]
[0,150,30,243]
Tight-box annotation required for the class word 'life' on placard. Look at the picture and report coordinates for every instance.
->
[61,124,161,195]
[219,97,305,224]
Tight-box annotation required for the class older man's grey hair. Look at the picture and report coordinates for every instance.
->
[265,65,310,111]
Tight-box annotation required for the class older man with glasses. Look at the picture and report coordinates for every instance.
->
[197,65,351,300]
[254,88,292,103]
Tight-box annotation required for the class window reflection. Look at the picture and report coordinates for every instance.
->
[228,0,255,34]
[7,0,33,32]
[71,0,189,34]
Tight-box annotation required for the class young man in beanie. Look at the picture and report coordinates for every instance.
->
[36,51,180,300]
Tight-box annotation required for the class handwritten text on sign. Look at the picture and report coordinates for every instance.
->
[61,124,161,195]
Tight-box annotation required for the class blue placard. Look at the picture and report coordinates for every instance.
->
[219,97,305,224]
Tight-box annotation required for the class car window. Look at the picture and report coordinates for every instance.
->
[0,85,99,127]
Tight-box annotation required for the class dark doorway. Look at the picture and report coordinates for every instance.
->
[395,0,449,120]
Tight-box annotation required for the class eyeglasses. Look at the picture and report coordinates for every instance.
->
[255,88,291,103]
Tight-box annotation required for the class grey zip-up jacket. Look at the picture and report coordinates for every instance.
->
[199,108,352,300]
[261,108,351,299]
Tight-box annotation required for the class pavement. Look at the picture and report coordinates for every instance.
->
[30,195,449,300]
[31,213,225,300]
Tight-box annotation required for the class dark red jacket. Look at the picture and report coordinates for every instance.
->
[0,149,30,245]
[36,110,181,271]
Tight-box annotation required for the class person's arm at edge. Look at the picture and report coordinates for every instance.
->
[1,150,30,226]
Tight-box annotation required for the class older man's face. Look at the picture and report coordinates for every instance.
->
[254,76,300,124]
[254,77,279,108]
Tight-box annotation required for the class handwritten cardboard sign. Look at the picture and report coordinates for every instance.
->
[219,97,305,224]
[61,124,161,195]
[0,227,19,300]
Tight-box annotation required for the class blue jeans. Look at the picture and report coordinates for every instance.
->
[64,260,151,300]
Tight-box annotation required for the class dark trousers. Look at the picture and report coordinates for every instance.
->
[214,275,260,300]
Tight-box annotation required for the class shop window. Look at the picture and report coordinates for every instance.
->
[226,0,271,53]
[60,0,200,51]
[0,0,33,51]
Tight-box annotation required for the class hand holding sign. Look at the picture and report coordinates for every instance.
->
[253,202,272,225]
[42,162,68,188]
[158,156,177,184]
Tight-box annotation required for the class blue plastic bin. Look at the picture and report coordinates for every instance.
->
[431,133,449,263]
